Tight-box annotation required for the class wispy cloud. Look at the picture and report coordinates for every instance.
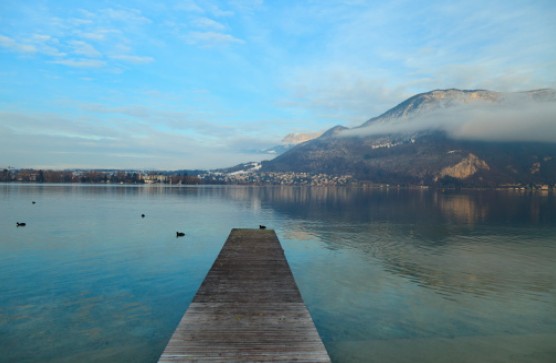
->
[175,0,204,14]
[53,59,106,68]
[184,31,244,46]
[69,40,101,58]
[175,0,235,17]
[1,0,555,169]
[228,0,263,14]
[204,3,235,17]
[192,17,226,31]
[0,111,123,142]
[0,35,37,53]
[78,29,118,41]
[110,54,154,64]
[79,102,243,140]
[0,108,271,169]
[0,5,156,70]
[283,65,408,126]
[279,1,556,124]
[171,1,244,47]
[100,7,151,25]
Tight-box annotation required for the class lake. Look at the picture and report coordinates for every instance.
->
[1,184,555,362]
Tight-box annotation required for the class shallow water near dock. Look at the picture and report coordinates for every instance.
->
[1,184,555,362]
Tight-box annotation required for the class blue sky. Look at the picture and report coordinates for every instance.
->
[1,0,555,169]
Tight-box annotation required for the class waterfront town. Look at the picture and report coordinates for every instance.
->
[2,167,554,190]
[0,167,354,186]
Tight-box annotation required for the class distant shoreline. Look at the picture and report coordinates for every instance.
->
[1,181,554,192]
[3,168,554,189]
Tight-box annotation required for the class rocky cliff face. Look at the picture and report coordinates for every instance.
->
[435,154,490,181]
[263,89,556,187]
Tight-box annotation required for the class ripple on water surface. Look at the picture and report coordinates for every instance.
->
[1,185,555,362]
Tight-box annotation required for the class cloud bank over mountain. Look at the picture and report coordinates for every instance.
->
[263,89,556,187]
[343,101,556,143]
[1,1,555,169]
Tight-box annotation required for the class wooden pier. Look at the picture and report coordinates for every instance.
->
[158,228,330,362]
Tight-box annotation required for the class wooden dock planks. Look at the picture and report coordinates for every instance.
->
[158,228,331,362]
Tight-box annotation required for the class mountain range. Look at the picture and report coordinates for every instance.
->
[262,89,556,187]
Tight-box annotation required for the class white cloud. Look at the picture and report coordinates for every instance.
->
[175,0,204,13]
[101,8,151,25]
[0,108,272,169]
[0,35,37,53]
[69,40,102,58]
[193,17,226,31]
[79,29,118,41]
[79,102,237,139]
[447,104,556,142]
[29,33,65,56]
[81,104,153,119]
[277,1,556,126]
[204,3,234,17]
[175,0,234,17]
[228,0,263,14]
[32,34,53,42]
[0,4,156,70]
[111,54,154,64]
[283,64,410,125]
[184,31,244,46]
[53,59,106,68]
[2,1,555,169]
[0,111,122,142]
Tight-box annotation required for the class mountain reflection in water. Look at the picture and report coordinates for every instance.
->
[1,185,554,363]
[256,187,556,362]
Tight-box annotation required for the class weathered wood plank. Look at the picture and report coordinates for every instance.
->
[158,228,330,363]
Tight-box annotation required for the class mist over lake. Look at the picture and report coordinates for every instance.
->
[1,184,555,362]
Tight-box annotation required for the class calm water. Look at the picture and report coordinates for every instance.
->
[1,184,555,362]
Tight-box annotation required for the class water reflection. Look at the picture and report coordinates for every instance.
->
[1,185,555,363]
[7,184,553,226]
[17,184,549,300]
[248,186,555,226]
[247,187,556,300]
[228,186,556,362]
[434,192,488,224]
